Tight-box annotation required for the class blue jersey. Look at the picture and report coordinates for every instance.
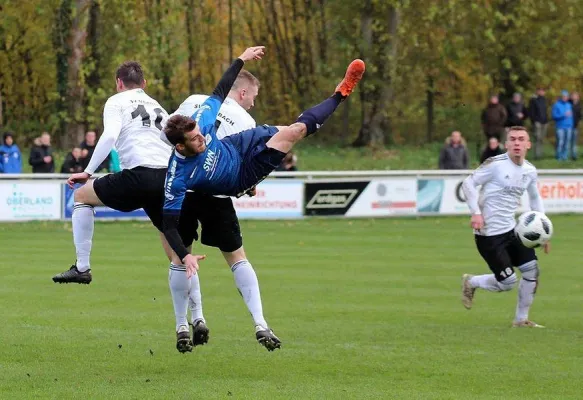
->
[163,95,242,214]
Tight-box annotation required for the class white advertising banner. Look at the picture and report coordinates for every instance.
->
[232,179,303,219]
[417,176,583,215]
[0,181,61,221]
[536,177,583,212]
[345,178,417,217]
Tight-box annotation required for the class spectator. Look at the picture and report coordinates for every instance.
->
[29,132,55,173]
[275,151,298,172]
[481,94,507,141]
[438,130,469,170]
[528,86,548,160]
[551,90,574,161]
[570,91,581,160]
[480,137,504,163]
[80,130,108,172]
[61,147,84,173]
[0,132,22,173]
[506,92,528,127]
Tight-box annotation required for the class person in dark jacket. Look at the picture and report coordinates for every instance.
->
[506,92,528,127]
[480,136,504,163]
[80,130,109,172]
[28,132,55,173]
[528,87,548,159]
[438,131,469,169]
[481,95,507,141]
[61,147,84,173]
[0,132,22,173]
[570,92,581,160]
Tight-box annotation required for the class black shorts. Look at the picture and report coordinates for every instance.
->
[93,167,198,247]
[475,230,537,282]
[222,125,287,196]
[183,191,242,253]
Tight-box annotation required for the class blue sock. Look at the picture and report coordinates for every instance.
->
[296,93,343,136]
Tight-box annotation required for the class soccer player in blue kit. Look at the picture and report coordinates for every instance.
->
[162,46,365,352]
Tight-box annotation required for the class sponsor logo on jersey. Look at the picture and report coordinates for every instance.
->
[164,159,177,200]
[205,134,212,145]
[203,149,216,173]
[194,105,211,123]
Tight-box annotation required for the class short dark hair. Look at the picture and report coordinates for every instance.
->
[164,115,197,146]
[232,69,260,90]
[116,61,145,88]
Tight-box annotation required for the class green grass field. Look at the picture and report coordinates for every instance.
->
[1,217,582,399]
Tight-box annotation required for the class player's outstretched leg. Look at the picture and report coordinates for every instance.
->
[53,183,101,284]
[265,59,365,155]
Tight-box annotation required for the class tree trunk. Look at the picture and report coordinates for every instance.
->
[53,0,72,147]
[426,74,434,142]
[85,0,100,93]
[353,2,399,147]
[64,0,91,149]
[184,0,200,94]
[352,0,373,147]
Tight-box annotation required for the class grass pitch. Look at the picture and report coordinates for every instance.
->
[1,216,582,399]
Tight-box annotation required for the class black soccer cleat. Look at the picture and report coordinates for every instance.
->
[176,326,193,353]
[190,320,210,347]
[52,265,92,284]
[255,325,281,352]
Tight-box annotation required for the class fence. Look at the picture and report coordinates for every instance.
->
[1,170,583,222]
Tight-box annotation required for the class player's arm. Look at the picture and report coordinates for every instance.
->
[211,46,264,102]
[462,161,494,229]
[85,100,123,175]
[527,172,545,213]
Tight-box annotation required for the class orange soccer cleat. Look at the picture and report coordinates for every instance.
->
[335,59,366,97]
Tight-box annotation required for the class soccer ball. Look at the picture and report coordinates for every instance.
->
[515,211,553,248]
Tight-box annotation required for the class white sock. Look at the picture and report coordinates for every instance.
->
[515,278,537,322]
[232,260,268,328]
[168,264,190,331]
[72,202,94,272]
[469,274,503,292]
[188,273,205,324]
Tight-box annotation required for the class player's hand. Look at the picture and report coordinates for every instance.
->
[67,172,91,188]
[239,46,265,62]
[183,254,206,278]
[470,214,484,230]
[247,186,257,197]
[543,242,551,254]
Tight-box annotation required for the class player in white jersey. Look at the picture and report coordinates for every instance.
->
[460,126,550,327]
[167,69,281,351]
[52,61,201,291]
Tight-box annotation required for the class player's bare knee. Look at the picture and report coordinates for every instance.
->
[518,260,539,281]
[74,181,98,205]
[222,246,246,267]
[496,274,518,291]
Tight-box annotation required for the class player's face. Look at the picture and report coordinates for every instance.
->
[505,130,531,159]
[240,84,259,110]
[180,126,206,156]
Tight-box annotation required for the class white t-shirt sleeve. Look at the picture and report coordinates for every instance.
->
[84,98,123,175]
[527,171,545,213]
[462,161,494,215]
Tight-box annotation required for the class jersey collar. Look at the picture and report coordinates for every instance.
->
[174,149,186,159]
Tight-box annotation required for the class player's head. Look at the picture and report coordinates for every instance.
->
[505,126,531,162]
[163,115,206,156]
[115,61,146,92]
[229,70,260,110]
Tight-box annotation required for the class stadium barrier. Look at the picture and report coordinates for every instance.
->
[1,170,583,222]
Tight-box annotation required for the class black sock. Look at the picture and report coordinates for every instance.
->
[296,93,344,136]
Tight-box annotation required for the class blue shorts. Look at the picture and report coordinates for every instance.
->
[222,125,286,196]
